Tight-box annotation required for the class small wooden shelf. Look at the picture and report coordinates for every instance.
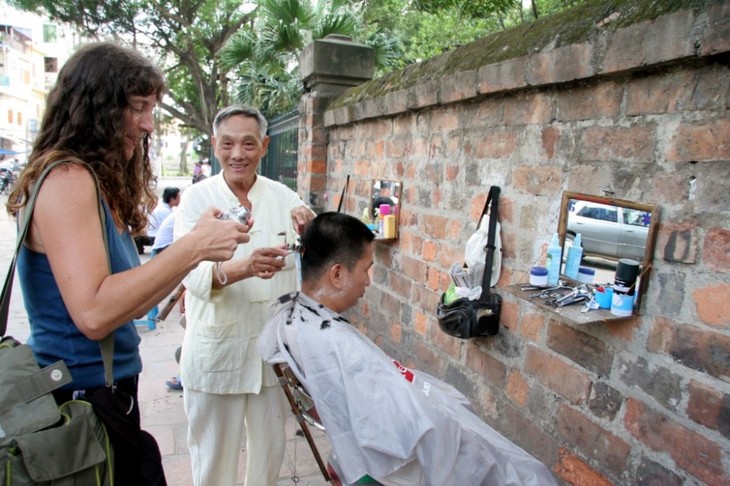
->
[503,283,637,326]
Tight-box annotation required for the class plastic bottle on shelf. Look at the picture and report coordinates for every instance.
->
[383,214,397,238]
[546,233,562,286]
[378,204,390,234]
[564,233,583,280]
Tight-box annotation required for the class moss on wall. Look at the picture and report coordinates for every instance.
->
[330,0,710,109]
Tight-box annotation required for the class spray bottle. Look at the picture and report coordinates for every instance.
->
[564,233,583,280]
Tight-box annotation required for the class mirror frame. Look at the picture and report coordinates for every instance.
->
[557,191,659,314]
[370,179,402,239]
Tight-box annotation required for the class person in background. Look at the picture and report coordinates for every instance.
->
[192,160,204,184]
[135,186,180,254]
[174,104,316,486]
[151,210,176,257]
[258,212,558,486]
[200,159,212,178]
[5,42,250,484]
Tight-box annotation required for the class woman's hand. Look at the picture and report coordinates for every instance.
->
[187,208,251,262]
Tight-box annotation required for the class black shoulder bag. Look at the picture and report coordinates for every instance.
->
[437,186,502,338]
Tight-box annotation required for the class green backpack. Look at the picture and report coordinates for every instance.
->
[0,337,113,485]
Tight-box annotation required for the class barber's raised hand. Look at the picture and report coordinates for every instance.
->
[189,208,251,261]
[291,205,316,235]
[245,246,289,280]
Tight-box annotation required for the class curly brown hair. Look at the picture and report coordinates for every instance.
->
[6,42,166,234]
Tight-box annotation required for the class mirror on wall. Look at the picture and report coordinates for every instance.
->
[370,179,402,239]
[557,191,659,313]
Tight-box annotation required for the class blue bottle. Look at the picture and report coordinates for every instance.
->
[564,233,583,280]
[546,233,562,286]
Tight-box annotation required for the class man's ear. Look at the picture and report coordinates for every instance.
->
[329,263,344,289]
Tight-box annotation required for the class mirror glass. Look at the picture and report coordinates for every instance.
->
[370,179,402,239]
[557,191,659,314]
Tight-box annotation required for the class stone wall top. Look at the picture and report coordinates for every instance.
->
[324,0,729,128]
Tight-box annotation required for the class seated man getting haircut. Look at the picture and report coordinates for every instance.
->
[258,212,557,486]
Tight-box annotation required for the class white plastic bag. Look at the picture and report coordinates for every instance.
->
[464,216,502,288]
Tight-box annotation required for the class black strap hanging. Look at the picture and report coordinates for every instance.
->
[478,186,500,305]
[336,174,350,213]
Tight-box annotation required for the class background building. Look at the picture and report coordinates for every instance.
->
[0,0,81,161]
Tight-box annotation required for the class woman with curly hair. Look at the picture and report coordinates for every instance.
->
[6,42,250,484]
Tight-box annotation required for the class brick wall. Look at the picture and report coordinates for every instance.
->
[298,1,730,484]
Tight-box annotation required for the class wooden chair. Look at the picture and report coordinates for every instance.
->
[272,363,334,483]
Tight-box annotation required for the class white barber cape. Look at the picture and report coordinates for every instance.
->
[257,292,557,486]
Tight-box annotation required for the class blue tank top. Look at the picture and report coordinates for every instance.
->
[18,199,143,390]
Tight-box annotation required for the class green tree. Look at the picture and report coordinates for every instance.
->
[221,0,362,117]
[10,0,256,139]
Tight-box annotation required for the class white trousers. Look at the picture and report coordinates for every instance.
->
[184,386,287,486]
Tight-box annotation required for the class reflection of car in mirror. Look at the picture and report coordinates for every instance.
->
[566,201,650,261]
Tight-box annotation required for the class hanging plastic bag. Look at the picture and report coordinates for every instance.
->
[464,215,502,288]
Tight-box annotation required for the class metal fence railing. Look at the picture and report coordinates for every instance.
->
[262,110,299,191]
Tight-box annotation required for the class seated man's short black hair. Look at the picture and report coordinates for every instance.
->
[300,212,375,282]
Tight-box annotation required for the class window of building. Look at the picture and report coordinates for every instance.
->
[7,110,13,124]
[44,57,58,73]
[17,112,22,126]
[43,24,57,43]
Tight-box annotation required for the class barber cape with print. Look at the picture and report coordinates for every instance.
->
[257,292,557,486]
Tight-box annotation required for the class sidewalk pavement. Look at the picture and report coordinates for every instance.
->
[0,195,331,485]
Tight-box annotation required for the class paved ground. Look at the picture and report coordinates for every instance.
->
[0,193,331,485]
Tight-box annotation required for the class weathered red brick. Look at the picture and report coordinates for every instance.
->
[666,119,730,162]
[687,380,730,440]
[465,346,506,387]
[556,404,630,476]
[625,397,725,485]
[692,282,730,327]
[529,43,594,85]
[542,126,560,160]
[440,70,478,104]
[519,311,546,342]
[504,92,552,125]
[412,311,428,337]
[512,165,563,197]
[473,127,519,159]
[495,299,515,331]
[502,402,560,467]
[420,214,451,240]
[557,80,622,121]
[547,321,614,376]
[479,57,528,95]
[702,227,730,274]
[554,448,612,486]
[602,11,695,74]
[625,70,695,115]
[525,344,592,404]
[588,381,622,421]
[580,126,656,162]
[506,371,529,406]
[400,255,428,283]
[700,1,730,56]
[665,321,730,380]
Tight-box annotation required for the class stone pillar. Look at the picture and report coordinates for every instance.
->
[297,35,374,212]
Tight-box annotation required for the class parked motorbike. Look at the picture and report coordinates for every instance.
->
[0,168,16,194]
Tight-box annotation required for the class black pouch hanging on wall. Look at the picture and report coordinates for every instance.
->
[437,186,502,338]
